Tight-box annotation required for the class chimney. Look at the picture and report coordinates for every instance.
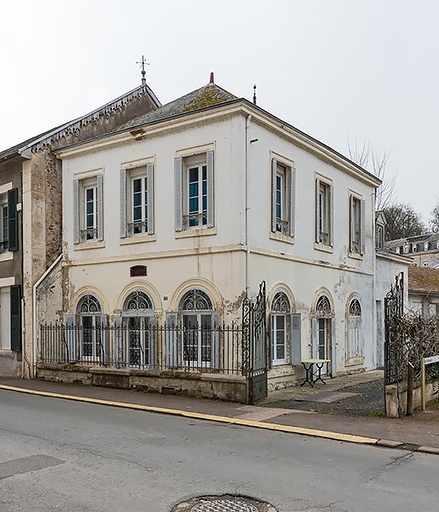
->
[209,72,214,84]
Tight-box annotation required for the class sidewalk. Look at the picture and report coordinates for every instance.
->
[1,372,439,454]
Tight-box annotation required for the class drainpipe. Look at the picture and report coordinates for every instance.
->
[245,115,252,296]
[31,253,63,378]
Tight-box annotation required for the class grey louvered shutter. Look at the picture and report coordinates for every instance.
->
[10,285,21,351]
[147,163,155,235]
[113,316,123,367]
[165,312,178,367]
[311,317,318,359]
[64,314,77,362]
[349,195,355,252]
[290,313,301,365]
[7,188,18,252]
[149,316,158,368]
[206,150,214,228]
[73,179,80,244]
[360,199,366,255]
[212,311,221,369]
[329,184,334,246]
[98,314,109,362]
[315,178,320,243]
[289,166,296,237]
[96,175,103,241]
[174,157,183,231]
[330,318,336,376]
[271,159,277,232]
[120,169,127,238]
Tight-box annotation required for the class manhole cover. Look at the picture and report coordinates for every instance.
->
[171,494,278,512]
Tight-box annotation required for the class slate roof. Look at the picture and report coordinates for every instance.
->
[0,83,161,160]
[408,266,439,295]
[117,83,237,131]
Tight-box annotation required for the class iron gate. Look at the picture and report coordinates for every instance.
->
[242,281,267,403]
[384,272,404,387]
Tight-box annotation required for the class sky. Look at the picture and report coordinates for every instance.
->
[1,0,438,223]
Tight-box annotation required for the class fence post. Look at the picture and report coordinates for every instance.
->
[407,362,413,416]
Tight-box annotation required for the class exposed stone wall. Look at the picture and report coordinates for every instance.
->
[36,365,248,403]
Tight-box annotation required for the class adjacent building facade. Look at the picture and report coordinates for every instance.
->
[0,83,161,377]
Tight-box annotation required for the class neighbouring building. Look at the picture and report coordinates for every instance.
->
[0,82,161,377]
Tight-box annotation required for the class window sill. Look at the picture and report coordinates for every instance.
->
[120,234,157,246]
[175,227,217,239]
[73,240,106,251]
[348,251,363,260]
[270,231,294,244]
[271,360,288,367]
[0,251,13,262]
[345,356,364,367]
[314,242,333,254]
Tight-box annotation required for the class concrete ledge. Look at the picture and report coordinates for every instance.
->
[418,446,439,455]
[376,439,404,448]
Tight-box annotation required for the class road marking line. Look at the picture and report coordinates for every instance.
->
[0,384,378,445]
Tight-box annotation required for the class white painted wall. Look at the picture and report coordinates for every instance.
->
[58,105,382,380]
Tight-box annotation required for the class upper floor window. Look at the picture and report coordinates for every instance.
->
[271,159,296,237]
[120,164,154,239]
[349,194,365,255]
[73,175,103,244]
[315,177,333,247]
[175,150,214,231]
[0,197,8,253]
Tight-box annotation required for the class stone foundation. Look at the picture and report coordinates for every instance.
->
[36,364,248,403]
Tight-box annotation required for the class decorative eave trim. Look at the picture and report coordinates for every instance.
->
[55,98,381,187]
[18,85,161,155]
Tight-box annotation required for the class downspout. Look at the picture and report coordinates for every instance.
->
[245,115,252,295]
[31,253,63,378]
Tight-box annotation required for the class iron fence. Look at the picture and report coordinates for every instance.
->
[39,322,244,375]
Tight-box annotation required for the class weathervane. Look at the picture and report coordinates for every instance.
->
[136,55,150,86]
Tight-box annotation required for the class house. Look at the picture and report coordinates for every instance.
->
[408,266,439,316]
[386,233,439,268]
[0,82,161,377]
[32,75,405,401]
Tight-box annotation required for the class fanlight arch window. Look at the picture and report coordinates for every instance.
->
[123,290,153,314]
[312,295,333,370]
[122,290,155,369]
[348,299,363,360]
[316,295,332,317]
[270,292,290,365]
[178,289,216,368]
[179,289,213,312]
[77,294,102,315]
[75,294,103,362]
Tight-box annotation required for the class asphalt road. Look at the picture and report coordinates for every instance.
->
[0,389,438,512]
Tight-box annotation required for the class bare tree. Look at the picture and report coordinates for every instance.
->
[383,203,425,240]
[429,199,439,233]
[348,139,396,211]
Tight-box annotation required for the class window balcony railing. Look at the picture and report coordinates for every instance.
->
[127,220,148,236]
[275,219,289,235]
[80,228,98,242]
[0,240,9,253]
[183,213,207,229]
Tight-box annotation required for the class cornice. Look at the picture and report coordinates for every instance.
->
[55,99,381,187]
[19,85,161,155]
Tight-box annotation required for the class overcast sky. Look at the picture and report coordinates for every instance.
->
[1,0,437,222]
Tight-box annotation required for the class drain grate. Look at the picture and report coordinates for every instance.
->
[172,494,278,512]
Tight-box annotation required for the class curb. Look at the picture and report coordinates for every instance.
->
[2,383,437,453]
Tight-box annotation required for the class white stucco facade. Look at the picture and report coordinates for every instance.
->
[46,92,397,391]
